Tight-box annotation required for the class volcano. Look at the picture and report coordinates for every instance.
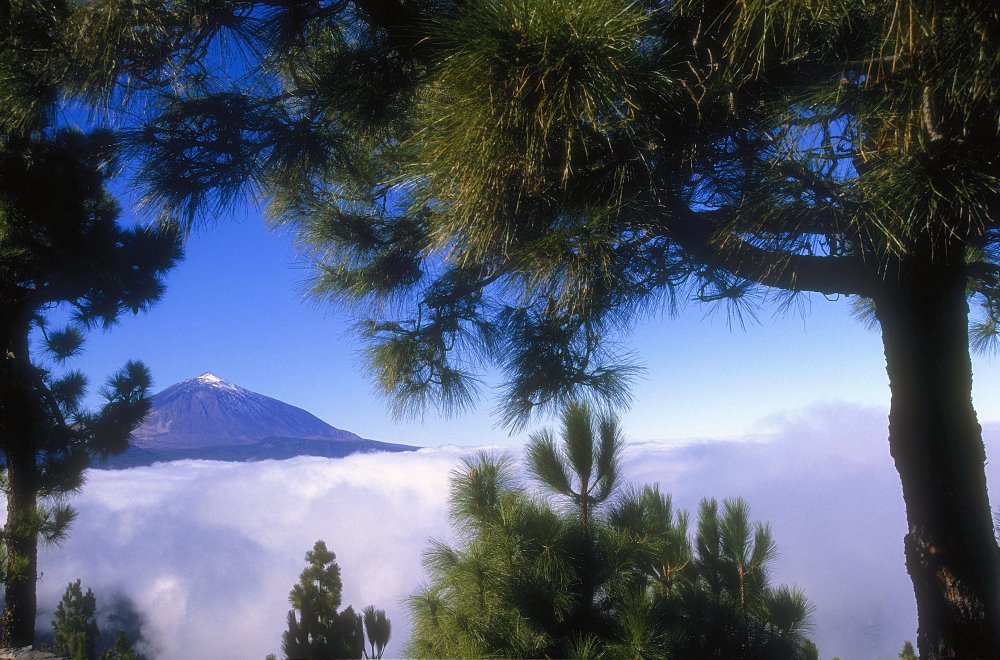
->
[100,372,415,468]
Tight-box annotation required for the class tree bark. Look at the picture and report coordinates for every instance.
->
[876,240,1000,658]
[0,315,40,648]
[1,450,38,648]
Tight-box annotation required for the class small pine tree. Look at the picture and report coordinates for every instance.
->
[50,580,141,660]
[98,630,138,660]
[282,541,368,660]
[900,640,919,660]
[52,580,99,660]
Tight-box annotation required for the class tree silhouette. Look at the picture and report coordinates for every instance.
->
[361,605,390,659]
[283,540,381,660]
[2,0,188,645]
[0,128,180,645]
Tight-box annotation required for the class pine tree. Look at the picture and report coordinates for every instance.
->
[98,630,139,660]
[900,640,920,660]
[526,402,622,631]
[0,131,180,645]
[1,0,196,645]
[49,580,141,660]
[527,402,623,540]
[407,408,816,659]
[282,541,369,660]
[51,579,99,660]
[674,498,814,659]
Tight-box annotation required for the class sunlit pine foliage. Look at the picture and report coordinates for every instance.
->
[407,404,816,658]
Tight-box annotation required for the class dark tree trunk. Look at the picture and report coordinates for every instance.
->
[1,450,38,648]
[876,241,1000,659]
[0,316,40,648]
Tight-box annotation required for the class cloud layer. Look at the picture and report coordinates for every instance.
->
[33,403,999,660]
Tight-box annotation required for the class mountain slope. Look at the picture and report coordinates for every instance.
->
[133,372,365,448]
[100,373,415,468]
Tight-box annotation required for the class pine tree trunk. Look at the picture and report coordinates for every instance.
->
[0,317,40,648]
[876,242,1000,658]
[2,451,38,648]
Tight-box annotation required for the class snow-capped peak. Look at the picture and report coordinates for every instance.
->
[193,372,240,391]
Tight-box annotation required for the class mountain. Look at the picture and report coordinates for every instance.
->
[99,373,416,469]
[133,372,366,448]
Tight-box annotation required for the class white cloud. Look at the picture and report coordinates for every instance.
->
[38,450,463,659]
[34,404,999,660]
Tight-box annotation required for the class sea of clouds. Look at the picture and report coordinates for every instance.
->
[29,402,1000,659]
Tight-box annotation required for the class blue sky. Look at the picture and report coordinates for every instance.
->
[54,203,1000,448]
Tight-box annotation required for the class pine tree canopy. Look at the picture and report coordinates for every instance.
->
[129,0,1000,427]
[50,580,142,660]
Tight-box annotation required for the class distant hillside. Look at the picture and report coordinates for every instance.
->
[98,373,415,469]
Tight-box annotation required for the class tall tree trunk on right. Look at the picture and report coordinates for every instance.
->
[876,239,1000,658]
